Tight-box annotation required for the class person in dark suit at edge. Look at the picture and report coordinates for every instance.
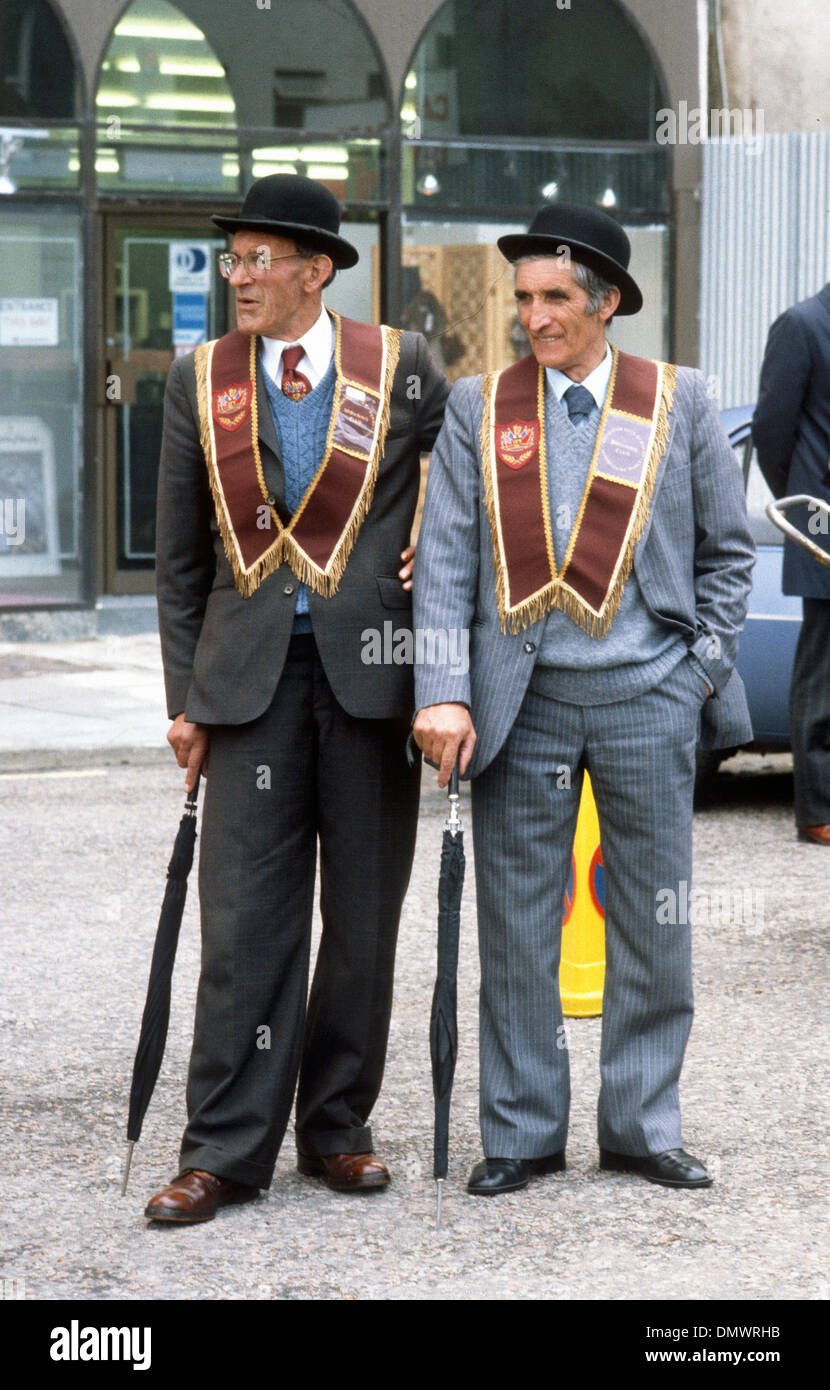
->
[753,285,830,844]
[145,174,449,1223]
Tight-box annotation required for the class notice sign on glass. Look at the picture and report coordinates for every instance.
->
[169,242,212,294]
[0,298,59,347]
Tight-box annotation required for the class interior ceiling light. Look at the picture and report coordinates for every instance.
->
[253,146,300,161]
[96,92,139,107]
[541,180,559,200]
[416,172,440,196]
[252,162,298,177]
[298,146,347,164]
[599,186,617,208]
[114,19,204,41]
[405,72,417,89]
[159,59,225,77]
[115,58,141,73]
[145,94,235,112]
[307,166,348,180]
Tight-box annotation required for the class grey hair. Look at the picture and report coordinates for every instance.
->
[516,254,617,320]
[294,241,337,289]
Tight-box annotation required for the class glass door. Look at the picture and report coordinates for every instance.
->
[102,216,228,593]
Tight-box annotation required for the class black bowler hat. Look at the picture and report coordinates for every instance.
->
[212,173,359,269]
[498,203,643,316]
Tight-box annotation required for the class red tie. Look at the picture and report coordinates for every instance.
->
[281,345,312,401]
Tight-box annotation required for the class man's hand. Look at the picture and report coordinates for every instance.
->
[399,543,415,592]
[167,714,210,792]
[413,703,476,787]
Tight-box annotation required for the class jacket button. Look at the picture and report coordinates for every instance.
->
[524,641,536,653]
[266,494,276,506]
[283,583,295,595]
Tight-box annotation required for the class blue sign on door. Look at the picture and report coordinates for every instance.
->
[172,292,207,349]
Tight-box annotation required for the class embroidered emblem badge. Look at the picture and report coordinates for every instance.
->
[496,419,539,470]
[212,382,252,432]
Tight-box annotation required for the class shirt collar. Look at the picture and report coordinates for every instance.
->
[545,343,613,411]
[260,306,334,385]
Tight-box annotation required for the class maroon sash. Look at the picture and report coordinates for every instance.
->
[194,313,401,598]
[481,347,677,635]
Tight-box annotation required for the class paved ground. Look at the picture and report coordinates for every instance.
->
[0,635,828,1303]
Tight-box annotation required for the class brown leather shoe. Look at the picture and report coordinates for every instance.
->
[296,1151,390,1192]
[144,1169,259,1223]
[797,824,830,844]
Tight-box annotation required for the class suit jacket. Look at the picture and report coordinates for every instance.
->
[156,325,449,725]
[414,362,755,776]
[752,283,830,599]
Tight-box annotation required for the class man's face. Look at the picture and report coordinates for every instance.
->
[228,231,324,339]
[514,257,619,379]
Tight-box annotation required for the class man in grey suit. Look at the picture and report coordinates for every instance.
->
[413,204,754,1196]
[753,286,830,844]
[145,175,448,1222]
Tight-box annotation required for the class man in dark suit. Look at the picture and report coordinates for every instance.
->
[144,175,448,1223]
[753,286,830,844]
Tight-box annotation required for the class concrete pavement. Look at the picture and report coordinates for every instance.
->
[0,629,828,1303]
[0,632,168,755]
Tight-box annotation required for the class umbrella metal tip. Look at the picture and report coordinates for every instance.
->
[121,1140,135,1197]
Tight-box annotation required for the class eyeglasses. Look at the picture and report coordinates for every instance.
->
[217,250,300,279]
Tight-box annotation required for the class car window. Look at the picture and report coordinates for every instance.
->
[737,440,782,546]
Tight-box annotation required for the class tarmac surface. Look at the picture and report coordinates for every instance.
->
[0,632,828,1304]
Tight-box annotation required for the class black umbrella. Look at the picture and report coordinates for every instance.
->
[430,763,464,1226]
[766,495,830,568]
[121,776,200,1195]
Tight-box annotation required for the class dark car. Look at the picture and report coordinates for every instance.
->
[697,407,802,786]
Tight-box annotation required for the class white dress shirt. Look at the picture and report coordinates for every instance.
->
[260,306,335,391]
[545,342,613,413]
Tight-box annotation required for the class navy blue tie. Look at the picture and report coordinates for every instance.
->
[563,383,594,425]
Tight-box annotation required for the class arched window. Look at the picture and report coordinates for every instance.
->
[0,1,84,605]
[0,0,79,118]
[0,0,83,191]
[404,0,661,142]
[400,0,670,373]
[97,0,390,198]
[98,0,235,129]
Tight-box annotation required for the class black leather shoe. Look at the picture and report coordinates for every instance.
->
[467,1151,566,1196]
[599,1147,713,1188]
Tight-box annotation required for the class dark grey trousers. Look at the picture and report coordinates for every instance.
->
[179,635,421,1188]
[790,598,830,826]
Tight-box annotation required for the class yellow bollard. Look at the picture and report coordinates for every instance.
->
[559,772,605,1017]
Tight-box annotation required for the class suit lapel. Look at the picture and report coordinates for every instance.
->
[255,348,290,524]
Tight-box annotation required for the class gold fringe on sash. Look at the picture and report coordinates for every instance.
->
[480,355,678,637]
[195,318,402,599]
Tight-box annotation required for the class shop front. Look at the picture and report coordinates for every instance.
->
[0,0,674,616]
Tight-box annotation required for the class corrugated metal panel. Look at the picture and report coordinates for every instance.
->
[699,131,830,408]
[796,133,830,299]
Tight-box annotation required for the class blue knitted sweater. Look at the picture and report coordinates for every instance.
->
[261,358,337,633]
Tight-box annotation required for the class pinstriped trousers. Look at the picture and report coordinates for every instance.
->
[470,656,706,1159]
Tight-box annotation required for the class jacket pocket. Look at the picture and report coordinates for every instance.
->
[376,575,413,609]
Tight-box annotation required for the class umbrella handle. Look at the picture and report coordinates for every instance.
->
[445,763,461,835]
[184,772,201,815]
[766,496,830,569]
